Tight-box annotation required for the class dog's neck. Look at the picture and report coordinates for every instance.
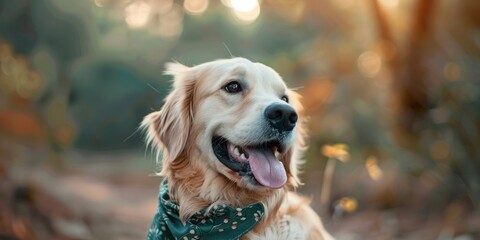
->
[163,154,287,228]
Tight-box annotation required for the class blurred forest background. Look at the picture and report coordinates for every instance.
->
[0,0,479,239]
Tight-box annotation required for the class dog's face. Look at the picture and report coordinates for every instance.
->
[144,58,304,191]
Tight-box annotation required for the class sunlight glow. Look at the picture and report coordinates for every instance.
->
[378,0,399,9]
[184,0,209,15]
[125,1,151,29]
[221,0,260,24]
[232,3,260,24]
[230,0,258,12]
[358,51,382,78]
[220,0,232,8]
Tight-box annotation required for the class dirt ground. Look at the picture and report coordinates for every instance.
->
[1,149,479,240]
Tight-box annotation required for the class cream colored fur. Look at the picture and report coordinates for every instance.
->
[142,58,334,239]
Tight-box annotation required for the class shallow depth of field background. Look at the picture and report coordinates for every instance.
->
[0,0,479,239]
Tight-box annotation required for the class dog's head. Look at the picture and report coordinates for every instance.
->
[143,58,305,192]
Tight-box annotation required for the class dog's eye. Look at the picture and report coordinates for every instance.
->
[281,96,289,103]
[224,81,242,93]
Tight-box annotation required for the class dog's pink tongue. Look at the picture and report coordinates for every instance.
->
[247,147,287,189]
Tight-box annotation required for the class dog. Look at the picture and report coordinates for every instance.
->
[143,58,334,239]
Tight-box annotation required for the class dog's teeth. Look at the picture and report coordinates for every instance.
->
[240,153,247,160]
[234,147,240,156]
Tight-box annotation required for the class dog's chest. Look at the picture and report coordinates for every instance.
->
[243,215,307,240]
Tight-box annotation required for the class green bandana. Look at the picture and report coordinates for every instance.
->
[147,184,265,240]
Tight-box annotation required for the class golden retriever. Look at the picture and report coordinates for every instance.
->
[143,58,333,239]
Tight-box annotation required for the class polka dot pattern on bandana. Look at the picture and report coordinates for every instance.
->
[147,183,265,240]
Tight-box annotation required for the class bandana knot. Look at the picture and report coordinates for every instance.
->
[147,184,265,240]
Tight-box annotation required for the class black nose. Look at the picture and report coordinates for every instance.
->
[264,103,298,131]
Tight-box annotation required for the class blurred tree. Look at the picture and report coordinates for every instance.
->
[370,0,480,206]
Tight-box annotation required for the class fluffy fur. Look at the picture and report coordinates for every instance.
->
[142,58,334,239]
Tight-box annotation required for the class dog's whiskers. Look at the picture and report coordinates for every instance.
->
[146,83,162,94]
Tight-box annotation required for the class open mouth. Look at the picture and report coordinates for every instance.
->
[212,137,287,189]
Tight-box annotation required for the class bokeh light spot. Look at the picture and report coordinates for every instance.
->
[358,51,382,78]
[94,0,104,7]
[150,4,184,38]
[151,0,174,14]
[338,197,358,213]
[220,0,232,8]
[125,1,151,29]
[184,0,209,15]
[230,0,258,12]
[233,5,260,23]
[16,72,43,99]
[223,0,260,24]
[1,56,16,76]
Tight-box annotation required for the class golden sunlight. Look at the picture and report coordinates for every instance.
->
[184,0,209,15]
[125,1,151,29]
[232,5,260,23]
[378,0,400,9]
[230,0,258,12]
[222,0,260,24]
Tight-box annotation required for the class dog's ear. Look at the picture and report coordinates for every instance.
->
[142,62,195,173]
[280,90,307,187]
